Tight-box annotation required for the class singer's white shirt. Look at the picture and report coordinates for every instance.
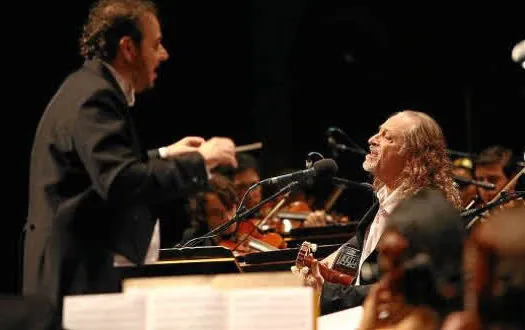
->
[355,185,404,284]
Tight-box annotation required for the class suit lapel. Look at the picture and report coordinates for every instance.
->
[83,59,151,261]
[83,59,145,159]
[83,59,128,106]
[356,199,379,246]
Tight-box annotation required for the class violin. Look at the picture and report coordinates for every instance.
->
[216,222,285,255]
[287,200,312,213]
[272,200,311,233]
[226,198,289,254]
[218,237,253,255]
[277,186,351,230]
[236,220,287,250]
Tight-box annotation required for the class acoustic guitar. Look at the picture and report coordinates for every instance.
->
[294,241,354,286]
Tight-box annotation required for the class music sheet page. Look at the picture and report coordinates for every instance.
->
[147,287,226,330]
[317,306,363,330]
[226,287,314,330]
[63,293,147,330]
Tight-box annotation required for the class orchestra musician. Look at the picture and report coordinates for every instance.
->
[180,174,247,252]
[181,174,286,254]
[473,145,525,212]
[294,110,461,315]
[215,153,292,238]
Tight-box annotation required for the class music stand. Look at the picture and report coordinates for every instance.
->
[117,246,241,282]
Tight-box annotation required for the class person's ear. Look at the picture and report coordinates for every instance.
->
[119,36,138,64]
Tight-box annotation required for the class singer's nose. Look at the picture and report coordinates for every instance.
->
[368,133,379,147]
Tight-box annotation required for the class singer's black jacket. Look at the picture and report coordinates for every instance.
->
[320,199,380,315]
[22,59,209,314]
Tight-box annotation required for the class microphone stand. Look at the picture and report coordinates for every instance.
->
[453,175,495,190]
[181,181,300,248]
[329,143,367,156]
[332,177,374,191]
[463,191,525,230]
[446,149,476,158]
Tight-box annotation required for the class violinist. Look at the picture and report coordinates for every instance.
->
[294,110,461,315]
[181,168,285,254]
[215,153,267,217]
[474,145,525,212]
[216,153,287,238]
[179,174,247,251]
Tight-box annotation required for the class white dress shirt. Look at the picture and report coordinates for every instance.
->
[355,185,404,284]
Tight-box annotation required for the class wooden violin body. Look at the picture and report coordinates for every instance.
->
[236,220,287,250]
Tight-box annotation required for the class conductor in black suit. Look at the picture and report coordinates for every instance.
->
[22,0,237,322]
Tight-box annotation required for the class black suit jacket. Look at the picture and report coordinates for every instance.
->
[22,59,210,312]
[320,198,380,315]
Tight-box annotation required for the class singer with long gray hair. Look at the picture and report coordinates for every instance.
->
[293,110,461,315]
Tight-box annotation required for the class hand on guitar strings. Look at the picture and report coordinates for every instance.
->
[291,259,328,292]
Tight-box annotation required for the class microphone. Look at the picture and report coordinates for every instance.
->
[259,158,338,185]
[453,175,496,190]
[511,39,525,69]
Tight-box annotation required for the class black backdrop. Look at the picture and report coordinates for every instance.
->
[3,1,524,294]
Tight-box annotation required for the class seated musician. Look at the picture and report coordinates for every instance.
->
[179,174,240,248]
[294,110,461,315]
[299,173,352,228]
[217,153,297,235]
[474,145,524,211]
[215,153,274,226]
[214,152,263,210]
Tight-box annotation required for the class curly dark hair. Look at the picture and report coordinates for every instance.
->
[79,0,158,61]
[190,174,239,226]
[373,110,462,209]
[475,145,518,179]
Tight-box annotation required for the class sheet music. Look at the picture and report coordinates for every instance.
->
[148,287,226,330]
[64,273,314,329]
[226,287,314,330]
[317,306,363,330]
[63,293,147,330]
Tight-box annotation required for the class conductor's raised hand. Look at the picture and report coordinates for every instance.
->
[198,137,237,170]
[162,136,206,158]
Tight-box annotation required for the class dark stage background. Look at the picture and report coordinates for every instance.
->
[3,1,524,294]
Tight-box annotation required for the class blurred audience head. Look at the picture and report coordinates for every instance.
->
[379,188,467,316]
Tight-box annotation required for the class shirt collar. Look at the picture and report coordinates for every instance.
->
[376,185,404,215]
[102,61,135,106]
